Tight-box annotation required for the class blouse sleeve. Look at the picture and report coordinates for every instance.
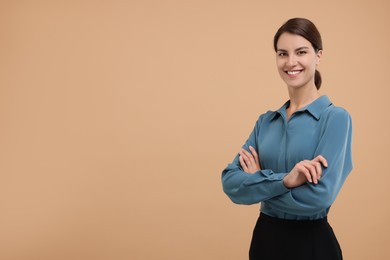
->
[221,115,289,205]
[264,108,353,216]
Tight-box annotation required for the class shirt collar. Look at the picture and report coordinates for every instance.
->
[270,95,332,121]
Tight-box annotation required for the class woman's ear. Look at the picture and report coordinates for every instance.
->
[316,50,323,65]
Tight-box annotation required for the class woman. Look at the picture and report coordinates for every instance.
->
[221,18,353,260]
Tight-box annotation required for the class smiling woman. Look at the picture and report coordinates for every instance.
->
[274,18,323,92]
[221,18,353,260]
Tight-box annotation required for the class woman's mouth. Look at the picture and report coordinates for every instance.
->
[286,70,303,75]
[285,69,303,78]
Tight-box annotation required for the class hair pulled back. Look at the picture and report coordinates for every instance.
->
[273,18,323,89]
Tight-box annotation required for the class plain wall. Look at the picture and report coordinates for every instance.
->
[1,0,389,259]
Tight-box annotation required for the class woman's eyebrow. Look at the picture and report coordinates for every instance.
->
[277,46,310,52]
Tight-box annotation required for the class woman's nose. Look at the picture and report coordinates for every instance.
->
[287,56,297,67]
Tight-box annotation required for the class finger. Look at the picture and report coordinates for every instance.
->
[241,148,252,158]
[303,161,318,184]
[239,150,251,166]
[239,155,249,172]
[297,162,312,183]
[249,146,261,169]
[248,146,260,165]
[306,160,321,184]
[300,165,312,183]
[313,161,322,180]
[249,146,259,160]
[314,155,328,168]
[241,149,256,165]
[309,161,322,184]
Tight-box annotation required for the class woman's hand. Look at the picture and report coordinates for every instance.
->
[239,146,261,174]
[283,155,328,188]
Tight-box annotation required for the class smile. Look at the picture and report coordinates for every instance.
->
[286,70,303,75]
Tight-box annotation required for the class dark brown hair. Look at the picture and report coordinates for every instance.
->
[273,18,323,89]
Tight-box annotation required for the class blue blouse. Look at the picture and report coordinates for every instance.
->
[221,96,353,220]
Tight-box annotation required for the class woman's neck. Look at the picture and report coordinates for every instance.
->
[286,85,320,117]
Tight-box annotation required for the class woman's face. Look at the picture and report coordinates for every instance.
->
[276,32,322,90]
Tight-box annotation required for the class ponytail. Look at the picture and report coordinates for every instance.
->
[315,69,321,90]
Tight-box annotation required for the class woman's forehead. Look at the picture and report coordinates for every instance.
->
[276,33,312,50]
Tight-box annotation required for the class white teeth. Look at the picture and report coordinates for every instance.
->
[287,70,301,75]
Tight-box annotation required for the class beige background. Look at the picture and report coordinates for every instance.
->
[0,0,389,259]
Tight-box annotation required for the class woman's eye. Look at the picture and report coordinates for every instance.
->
[297,51,307,55]
[278,52,287,57]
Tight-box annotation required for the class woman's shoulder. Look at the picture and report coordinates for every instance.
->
[257,110,278,122]
[323,103,351,119]
[321,103,352,129]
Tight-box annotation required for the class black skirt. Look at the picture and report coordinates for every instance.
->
[249,213,343,260]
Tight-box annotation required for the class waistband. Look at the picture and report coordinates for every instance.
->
[259,212,328,227]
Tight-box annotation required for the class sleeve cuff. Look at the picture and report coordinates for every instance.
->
[242,170,290,197]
